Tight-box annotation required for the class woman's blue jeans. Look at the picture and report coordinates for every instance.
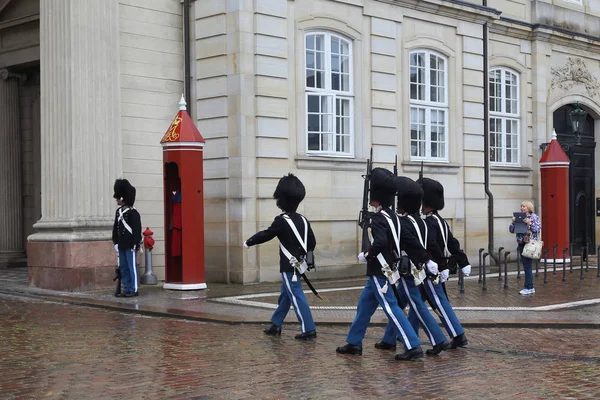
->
[519,244,534,289]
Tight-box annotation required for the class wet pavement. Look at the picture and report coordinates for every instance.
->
[2,264,600,328]
[1,293,600,399]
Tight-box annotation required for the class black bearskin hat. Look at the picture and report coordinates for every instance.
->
[273,173,306,213]
[113,179,136,207]
[396,176,423,214]
[417,177,444,211]
[370,167,396,208]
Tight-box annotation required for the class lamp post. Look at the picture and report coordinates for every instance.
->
[570,103,588,145]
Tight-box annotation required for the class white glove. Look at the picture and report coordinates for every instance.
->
[426,260,439,275]
[243,241,249,249]
[462,265,471,277]
[440,269,450,282]
[114,244,119,253]
[358,252,368,263]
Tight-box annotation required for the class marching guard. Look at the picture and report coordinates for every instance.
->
[417,177,471,349]
[243,174,318,340]
[112,179,143,297]
[336,168,436,361]
[376,176,451,355]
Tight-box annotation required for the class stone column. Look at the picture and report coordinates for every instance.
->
[0,70,24,266]
[27,0,122,290]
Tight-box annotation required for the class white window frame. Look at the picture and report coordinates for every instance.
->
[409,49,449,162]
[489,67,520,166]
[304,31,354,157]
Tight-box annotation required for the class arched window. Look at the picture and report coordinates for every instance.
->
[489,68,520,165]
[409,49,448,161]
[305,32,353,156]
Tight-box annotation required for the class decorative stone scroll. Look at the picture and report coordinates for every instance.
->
[550,57,600,98]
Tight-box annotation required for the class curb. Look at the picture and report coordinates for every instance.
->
[3,287,600,329]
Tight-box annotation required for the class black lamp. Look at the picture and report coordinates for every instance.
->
[569,102,588,145]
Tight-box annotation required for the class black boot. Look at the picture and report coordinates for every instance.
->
[426,340,451,355]
[374,341,396,351]
[449,333,468,349]
[336,343,363,355]
[263,324,282,336]
[395,346,424,361]
[295,330,317,340]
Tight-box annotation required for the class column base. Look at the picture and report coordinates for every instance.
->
[27,240,117,291]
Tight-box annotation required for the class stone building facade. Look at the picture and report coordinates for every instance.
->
[2,0,600,290]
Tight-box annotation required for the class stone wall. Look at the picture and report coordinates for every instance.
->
[118,0,184,278]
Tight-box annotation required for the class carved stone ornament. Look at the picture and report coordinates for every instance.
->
[550,57,600,98]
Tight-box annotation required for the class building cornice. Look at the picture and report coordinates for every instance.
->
[491,17,600,52]
[373,0,501,24]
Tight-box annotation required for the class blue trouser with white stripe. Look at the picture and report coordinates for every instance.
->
[418,278,464,339]
[118,249,138,294]
[346,276,420,350]
[381,277,448,346]
[270,272,316,333]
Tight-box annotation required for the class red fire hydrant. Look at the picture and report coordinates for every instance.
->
[141,227,157,284]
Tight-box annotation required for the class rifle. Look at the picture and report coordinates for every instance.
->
[418,160,424,181]
[358,148,374,252]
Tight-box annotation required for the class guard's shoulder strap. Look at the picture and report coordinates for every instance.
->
[279,214,308,260]
[407,215,427,249]
[431,214,449,256]
[380,210,401,256]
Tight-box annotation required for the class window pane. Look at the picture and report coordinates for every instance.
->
[410,53,425,101]
[332,73,340,91]
[429,54,445,104]
[489,70,501,113]
[430,109,446,159]
[316,71,324,88]
[316,52,324,70]
[340,40,349,56]
[341,74,350,92]
[332,55,339,72]
[308,114,319,132]
[410,107,426,157]
[332,37,339,54]
[306,69,315,88]
[306,52,315,69]
[308,95,319,112]
[306,35,314,50]
[308,133,320,151]
[315,34,324,51]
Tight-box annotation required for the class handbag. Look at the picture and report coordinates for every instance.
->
[522,227,543,259]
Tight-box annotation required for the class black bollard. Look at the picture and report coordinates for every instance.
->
[478,248,485,283]
[543,248,549,284]
[562,248,568,282]
[482,252,489,291]
[535,257,539,277]
[586,242,590,272]
[498,247,504,281]
[570,243,574,273]
[503,251,510,289]
[517,246,521,279]
[580,246,585,280]
[552,244,558,275]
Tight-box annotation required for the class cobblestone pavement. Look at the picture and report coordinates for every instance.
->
[2,267,600,328]
[2,294,600,400]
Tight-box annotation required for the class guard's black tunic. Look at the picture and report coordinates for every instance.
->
[424,211,470,271]
[245,212,316,273]
[364,207,431,277]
